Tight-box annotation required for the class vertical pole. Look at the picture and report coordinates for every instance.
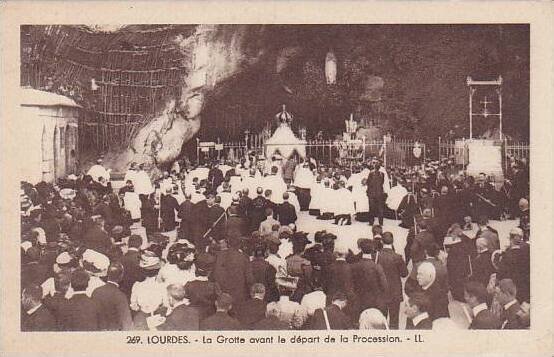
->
[383,135,387,168]
[469,87,473,140]
[438,136,441,161]
[462,137,466,168]
[498,88,503,141]
[362,136,366,162]
[217,137,221,161]
[196,138,200,165]
[504,136,508,174]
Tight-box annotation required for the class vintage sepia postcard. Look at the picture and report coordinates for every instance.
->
[1,1,552,356]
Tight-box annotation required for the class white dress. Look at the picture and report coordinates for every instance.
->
[130,276,168,312]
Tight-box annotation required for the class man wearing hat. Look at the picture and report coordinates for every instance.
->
[206,195,226,242]
[200,293,242,330]
[496,227,530,303]
[375,232,408,329]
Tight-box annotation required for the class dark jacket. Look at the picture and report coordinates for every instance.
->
[57,293,101,331]
[213,248,254,304]
[325,260,355,302]
[376,248,408,301]
[308,304,352,330]
[501,301,528,329]
[350,257,389,311]
[366,171,385,198]
[160,194,180,231]
[225,207,246,241]
[250,258,279,302]
[410,230,435,263]
[184,279,221,320]
[231,298,267,329]
[120,249,144,298]
[497,244,530,303]
[178,200,195,238]
[158,304,201,331]
[470,251,495,287]
[278,201,297,226]
[251,316,290,330]
[21,305,57,331]
[470,308,501,329]
[207,205,226,241]
[200,311,242,330]
[91,282,133,331]
[21,262,49,291]
[83,225,111,254]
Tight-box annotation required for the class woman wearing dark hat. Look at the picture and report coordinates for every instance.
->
[158,242,196,287]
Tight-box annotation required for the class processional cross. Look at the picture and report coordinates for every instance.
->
[480,96,491,118]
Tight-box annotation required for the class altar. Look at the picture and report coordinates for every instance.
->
[264,105,307,159]
[465,139,504,179]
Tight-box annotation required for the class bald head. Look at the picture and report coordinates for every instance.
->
[476,238,489,253]
[416,262,436,289]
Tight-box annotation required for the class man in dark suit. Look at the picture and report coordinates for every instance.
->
[405,292,433,330]
[57,269,101,331]
[213,236,254,304]
[191,193,210,252]
[157,284,200,330]
[21,284,57,331]
[496,228,530,303]
[366,163,385,226]
[178,192,195,241]
[231,283,268,329]
[250,246,279,302]
[350,239,388,316]
[21,246,49,291]
[251,302,290,330]
[278,193,297,226]
[308,292,352,330]
[208,162,224,191]
[120,235,144,299]
[496,279,528,329]
[200,293,243,330]
[249,187,268,232]
[83,216,111,255]
[410,219,435,264]
[185,253,221,321]
[469,238,495,287]
[464,281,500,329]
[324,244,356,320]
[160,188,180,232]
[91,263,133,331]
[376,232,408,329]
[207,195,226,242]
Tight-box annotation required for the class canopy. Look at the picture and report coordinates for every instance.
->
[264,124,306,158]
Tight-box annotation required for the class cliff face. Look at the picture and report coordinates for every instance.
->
[21,24,529,170]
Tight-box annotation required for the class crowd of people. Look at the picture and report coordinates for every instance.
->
[20,152,530,331]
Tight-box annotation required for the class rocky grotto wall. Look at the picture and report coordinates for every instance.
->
[21,24,529,172]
